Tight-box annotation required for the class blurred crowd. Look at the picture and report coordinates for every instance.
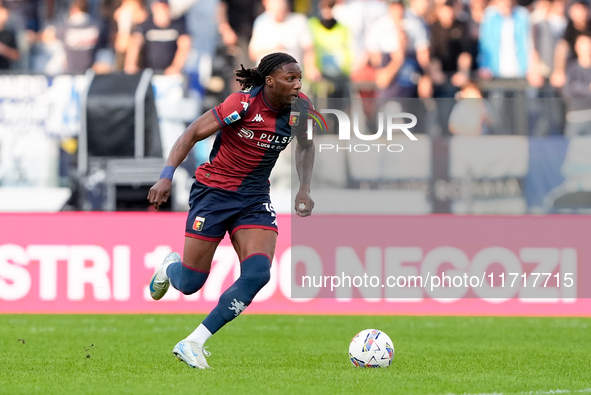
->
[1,0,591,135]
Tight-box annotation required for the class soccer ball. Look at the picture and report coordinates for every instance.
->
[348,329,395,368]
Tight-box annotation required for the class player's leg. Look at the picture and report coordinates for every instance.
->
[149,237,219,300]
[185,229,275,346]
[194,196,278,339]
[167,237,225,369]
[174,231,276,369]
[166,236,220,294]
[173,193,276,369]
[150,181,229,300]
[230,228,277,262]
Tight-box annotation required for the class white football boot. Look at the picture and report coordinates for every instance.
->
[172,340,211,369]
[149,252,181,300]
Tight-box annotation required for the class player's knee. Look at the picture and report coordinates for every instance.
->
[242,254,271,290]
[247,263,270,290]
[254,264,271,289]
[168,263,209,295]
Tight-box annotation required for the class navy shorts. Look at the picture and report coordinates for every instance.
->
[185,181,278,242]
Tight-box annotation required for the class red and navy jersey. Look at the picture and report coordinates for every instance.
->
[197,85,313,192]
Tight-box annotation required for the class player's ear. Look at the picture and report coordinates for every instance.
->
[265,75,273,87]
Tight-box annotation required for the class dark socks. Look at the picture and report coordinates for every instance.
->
[201,253,271,334]
[166,261,209,295]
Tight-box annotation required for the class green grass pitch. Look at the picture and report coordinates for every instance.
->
[1,314,590,394]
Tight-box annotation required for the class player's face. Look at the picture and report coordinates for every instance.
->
[270,63,303,106]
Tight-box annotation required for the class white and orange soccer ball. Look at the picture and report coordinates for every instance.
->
[348,329,395,368]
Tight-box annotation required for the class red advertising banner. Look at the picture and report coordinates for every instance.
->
[0,213,590,316]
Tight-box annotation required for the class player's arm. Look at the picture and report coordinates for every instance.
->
[294,131,315,217]
[148,111,220,209]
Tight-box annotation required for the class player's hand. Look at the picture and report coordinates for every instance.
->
[147,178,172,210]
[295,189,314,217]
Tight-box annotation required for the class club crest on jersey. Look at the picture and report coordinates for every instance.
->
[289,112,300,126]
[223,111,241,125]
[239,127,254,139]
[252,113,264,122]
[192,216,205,231]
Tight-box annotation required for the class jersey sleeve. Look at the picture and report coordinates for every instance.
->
[211,92,249,129]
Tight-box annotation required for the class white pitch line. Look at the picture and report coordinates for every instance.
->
[448,388,591,395]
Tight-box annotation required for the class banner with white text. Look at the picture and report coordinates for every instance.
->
[0,213,589,315]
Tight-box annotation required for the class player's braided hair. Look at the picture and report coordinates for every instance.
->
[235,52,298,90]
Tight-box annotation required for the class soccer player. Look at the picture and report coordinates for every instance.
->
[147,52,315,369]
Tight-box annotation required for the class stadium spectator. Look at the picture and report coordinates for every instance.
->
[308,0,354,98]
[469,0,489,25]
[217,0,263,71]
[184,0,218,90]
[0,3,20,69]
[562,33,591,136]
[478,0,532,80]
[550,0,591,88]
[429,0,472,97]
[405,0,433,98]
[3,0,69,72]
[466,0,488,69]
[429,0,473,134]
[147,52,315,369]
[27,0,107,74]
[112,0,147,70]
[366,0,417,99]
[529,0,566,136]
[448,80,495,135]
[2,0,44,32]
[530,0,567,85]
[124,0,191,75]
[54,0,109,74]
[332,0,387,73]
[406,0,431,58]
[363,0,433,98]
[27,25,64,74]
[365,0,433,134]
[249,0,321,82]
